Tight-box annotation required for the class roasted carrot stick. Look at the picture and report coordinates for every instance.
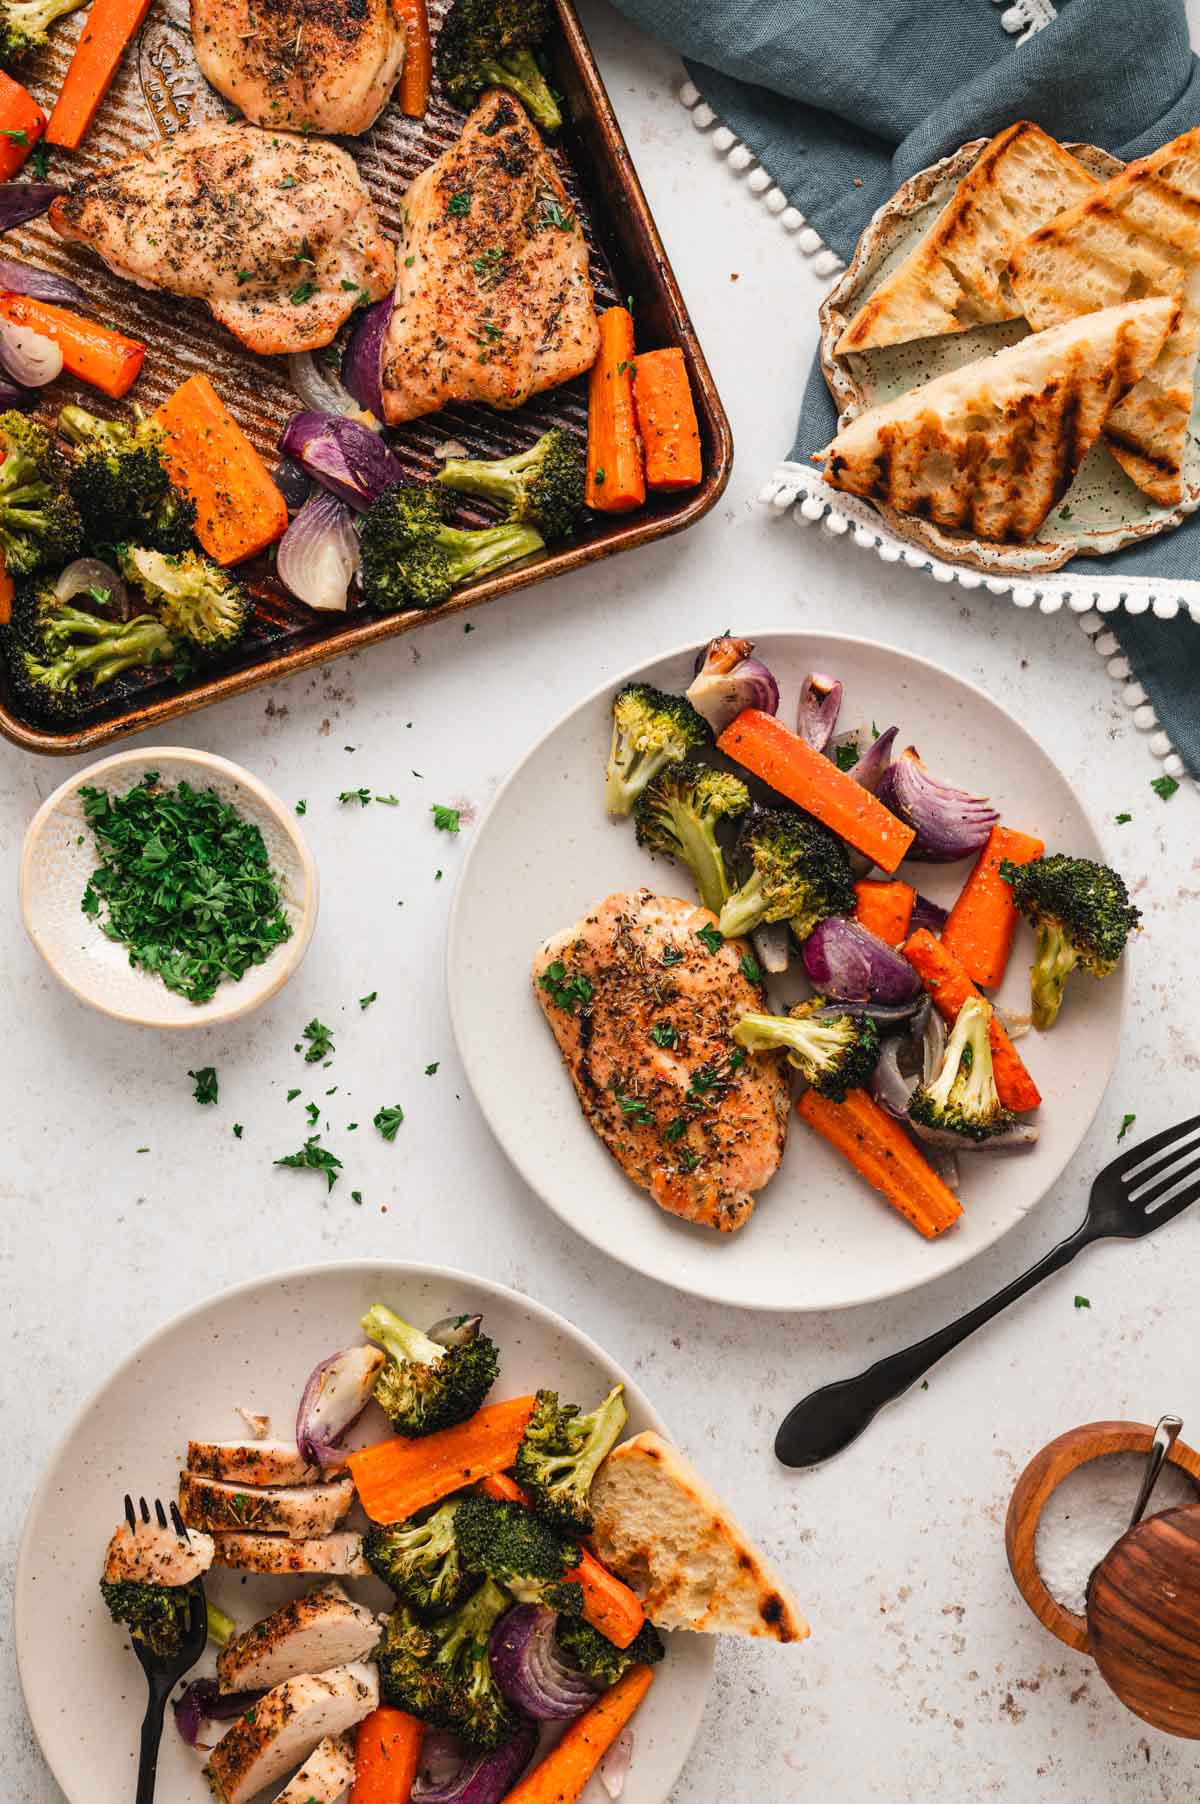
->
[585,307,645,513]
[504,1665,656,1804]
[631,347,701,491]
[0,73,45,180]
[46,0,155,148]
[395,0,431,115]
[903,927,1041,1112]
[154,374,288,566]
[941,825,1045,989]
[477,1473,646,1650]
[350,1707,423,1804]
[797,1088,963,1239]
[853,879,915,947]
[0,550,13,627]
[718,709,916,873]
[348,1396,536,1525]
[0,294,143,398]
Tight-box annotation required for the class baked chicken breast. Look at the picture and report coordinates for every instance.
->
[191,0,407,135]
[533,890,789,1233]
[50,123,394,356]
[382,89,599,424]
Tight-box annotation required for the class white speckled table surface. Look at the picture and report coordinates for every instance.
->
[5,6,1200,1799]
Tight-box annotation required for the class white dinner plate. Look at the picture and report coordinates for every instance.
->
[448,633,1127,1311]
[15,1262,713,1804]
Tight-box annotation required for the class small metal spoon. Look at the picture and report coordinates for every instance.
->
[1128,1414,1184,1530]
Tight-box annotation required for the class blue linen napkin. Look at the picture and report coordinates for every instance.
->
[610,0,1200,774]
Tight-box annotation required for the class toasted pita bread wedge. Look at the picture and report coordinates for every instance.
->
[589,1432,809,1642]
[836,123,1099,356]
[816,297,1176,541]
[1010,127,1200,505]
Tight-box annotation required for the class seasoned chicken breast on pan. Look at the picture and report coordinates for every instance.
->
[191,0,407,135]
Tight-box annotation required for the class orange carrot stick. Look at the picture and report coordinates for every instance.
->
[853,879,915,947]
[797,1088,963,1239]
[395,0,431,116]
[153,374,287,566]
[903,927,1041,1112]
[0,549,13,627]
[0,294,143,398]
[504,1666,656,1804]
[941,825,1045,989]
[477,1473,646,1650]
[631,347,701,491]
[0,73,45,180]
[718,709,916,873]
[350,1708,423,1804]
[45,0,154,148]
[348,1396,536,1525]
[585,307,644,513]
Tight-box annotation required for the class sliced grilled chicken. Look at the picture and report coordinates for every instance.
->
[187,1439,335,1486]
[275,1734,358,1804]
[382,89,599,424]
[206,1664,379,1804]
[179,1472,354,1538]
[102,1520,214,1587]
[50,123,394,357]
[210,1531,369,1577]
[533,890,790,1233]
[217,1584,379,1694]
[192,0,406,134]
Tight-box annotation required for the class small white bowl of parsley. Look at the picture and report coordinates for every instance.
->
[19,748,318,1028]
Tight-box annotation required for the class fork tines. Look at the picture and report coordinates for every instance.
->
[1120,1115,1200,1215]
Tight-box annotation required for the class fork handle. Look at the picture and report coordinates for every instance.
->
[135,1688,168,1804]
[775,1217,1093,1468]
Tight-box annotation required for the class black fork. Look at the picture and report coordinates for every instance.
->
[776,1115,1200,1469]
[123,1495,208,1804]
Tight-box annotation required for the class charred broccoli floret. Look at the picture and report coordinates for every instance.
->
[365,1502,475,1613]
[734,1003,879,1101]
[99,1578,196,1659]
[435,0,561,131]
[634,759,751,915]
[7,588,176,721]
[377,1580,518,1748]
[1001,853,1141,1029]
[0,0,84,62]
[604,682,710,818]
[359,482,544,611]
[363,1303,500,1437]
[717,806,855,943]
[453,1494,583,1614]
[58,404,195,554]
[118,546,248,651]
[514,1385,627,1535]
[0,412,80,577]
[908,995,1014,1142]
[556,1615,665,1689]
[436,427,584,542]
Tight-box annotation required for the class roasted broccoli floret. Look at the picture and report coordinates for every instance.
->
[99,1578,196,1659]
[365,1501,475,1613]
[1001,852,1141,1029]
[118,546,248,651]
[58,404,196,555]
[634,759,751,915]
[7,588,176,721]
[514,1385,627,1535]
[556,1615,665,1689]
[436,427,584,542]
[604,682,710,818]
[717,806,855,943]
[453,1494,583,1614]
[0,412,80,577]
[435,0,561,131]
[734,1003,879,1101]
[377,1580,518,1748]
[0,0,84,62]
[363,1303,500,1437]
[359,482,544,612]
[908,994,1014,1143]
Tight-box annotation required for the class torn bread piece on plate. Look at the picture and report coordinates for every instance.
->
[217,1583,380,1694]
[205,1664,378,1804]
[274,1733,358,1804]
[210,1530,369,1577]
[590,1431,808,1643]
[1009,126,1200,506]
[179,1471,355,1538]
[836,122,1100,355]
[816,297,1177,541]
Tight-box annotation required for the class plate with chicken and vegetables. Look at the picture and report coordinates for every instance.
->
[0,0,729,753]
[448,633,1135,1311]
[17,1262,809,1804]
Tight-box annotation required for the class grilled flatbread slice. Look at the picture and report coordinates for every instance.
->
[836,122,1100,356]
[589,1432,809,1642]
[816,298,1177,542]
[1009,127,1200,505]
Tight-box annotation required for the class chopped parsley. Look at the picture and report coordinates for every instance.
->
[279,174,298,188]
[295,800,307,816]
[695,923,724,955]
[613,1089,654,1125]
[665,1117,687,1143]
[447,191,472,216]
[287,1088,301,1102]
[339,788,372,805]
[676,1146,701,1172]
[1074,1295,1091,1310]
[305,1101,320,1126]
[235,269,253,285]
[375,793,400,806]
[537,960,593,1015]
[232,1123,244,1139]
[374,1103,405,1142]
[275,1136,342,1192]
[593,467,606,485]
[351,1189,363,1204]
[661,947,684,967]
[290,279,317,305]
[1152,775,1180,802]
[739,951,762,984]
[1,128,27,144]
[833,743,859,772]
[300,1018,334,1063]
[189,1066,219,1106]
[1115,811,1132,825]
[540,198,574,231]
[425,1061,439,1076]
[30,141,50,179]
[649,1023,678,1048]
[359,991,378,1009]
[1118,1112,1137,1142]
[432,804,461,834]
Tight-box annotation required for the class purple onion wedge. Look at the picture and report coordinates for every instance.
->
[0,184,66,233]
[877,746,999,862]
[910,891,949,935]
[0,312,61,386]
[277,490,360,612]
[296,1343,384,1467]
[846,724,897,794]
[411,1721,538,1804]
[802,916,921,1006]
[174,1680,262,1748]
[796,672,843,752]
[489,1605,601,1721]
[686,635,779,733]
[342,294,393,419]
[279,411,405,511]
[0,255,86,306]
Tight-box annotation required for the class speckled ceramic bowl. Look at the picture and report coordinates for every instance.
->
[19,747,318,1028]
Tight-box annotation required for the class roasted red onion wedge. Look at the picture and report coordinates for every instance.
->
[411,1721,538,1804]
[877,746,999,862]
[296,1343,384,1467]
[802,916,922,1005]
[686,635,779,733]
[796,672,843,751]
[489,1605,601,1720]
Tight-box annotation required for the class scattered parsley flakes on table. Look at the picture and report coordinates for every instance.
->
[275,1136,342,1191]
[189,1066,219,1106]
[374,1103,404,1141]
